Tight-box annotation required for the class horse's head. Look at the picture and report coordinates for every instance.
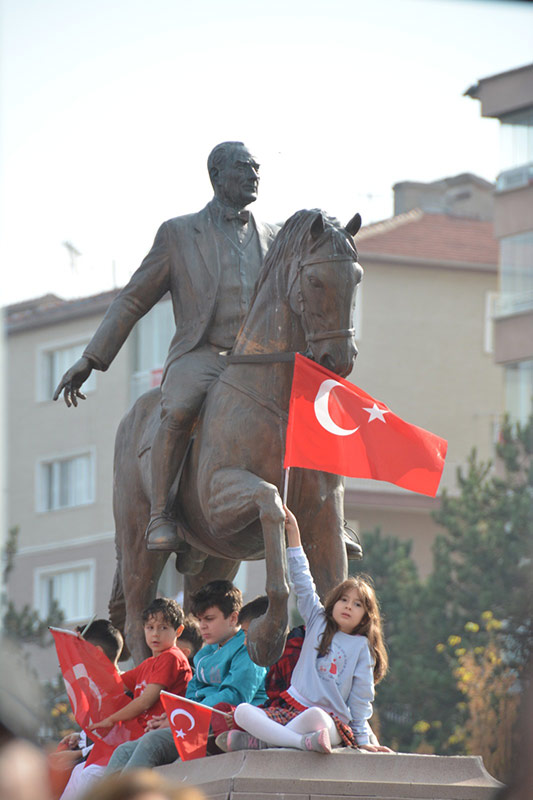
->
[287,210,363,378]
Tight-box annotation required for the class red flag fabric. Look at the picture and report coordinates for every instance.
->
[284,354,447,497]
[51,628,143,766]
[160,692,213,761]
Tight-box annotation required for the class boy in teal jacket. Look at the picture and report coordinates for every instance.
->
[186,581,267,708]
[105,580,266,772]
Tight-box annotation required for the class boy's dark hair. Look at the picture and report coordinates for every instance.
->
[76,619,124,663]
[190,580,242,618]
[238,595,268,625]
[142,597,184,630]
[179,615,203,658]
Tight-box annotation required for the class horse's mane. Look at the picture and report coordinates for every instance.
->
[253,209,358,301]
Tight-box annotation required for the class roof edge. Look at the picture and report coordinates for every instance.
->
[358,251,497,273]
[464,61,533,97]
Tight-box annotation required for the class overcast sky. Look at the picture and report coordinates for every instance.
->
[1,0,532,305]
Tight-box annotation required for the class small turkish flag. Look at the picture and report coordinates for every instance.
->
[160,692,213,761]
[51,628,143,766]
[284,354,447,497]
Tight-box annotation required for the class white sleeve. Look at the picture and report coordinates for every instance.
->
[286,546,323,625]
[347,640,375,746]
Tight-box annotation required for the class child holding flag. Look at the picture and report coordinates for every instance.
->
[105,579,267,771]
[88,598,191,733]
[220,507,394,754]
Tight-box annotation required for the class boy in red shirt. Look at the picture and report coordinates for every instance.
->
[89,598,191,732]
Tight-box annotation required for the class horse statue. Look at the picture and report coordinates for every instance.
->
[109,208,364,666]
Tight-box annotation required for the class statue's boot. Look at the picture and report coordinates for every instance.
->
[145,514,183,552]
[145,419,190,552]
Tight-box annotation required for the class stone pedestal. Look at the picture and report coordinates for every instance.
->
[159,749,502,800]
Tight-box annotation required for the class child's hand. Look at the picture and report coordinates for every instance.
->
[358,743,395,753]
[145,713,168,731]
[224,712,235,730]
[59,732,80,749]
[87,716,114,731]
[283,505,301,546]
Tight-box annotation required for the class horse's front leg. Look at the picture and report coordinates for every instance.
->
[295,473,348,600]
[208,468,289,667]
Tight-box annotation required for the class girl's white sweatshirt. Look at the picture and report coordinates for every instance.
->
[285,546,374,745]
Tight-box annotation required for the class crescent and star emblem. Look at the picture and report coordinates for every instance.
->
[314,380,389,437]
[170,708,196,738]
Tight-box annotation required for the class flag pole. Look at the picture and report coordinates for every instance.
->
[282,467,290,505]
[161,691,228,717]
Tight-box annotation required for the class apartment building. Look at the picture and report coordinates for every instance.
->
[466,62,533,424]
[345,175,503,575]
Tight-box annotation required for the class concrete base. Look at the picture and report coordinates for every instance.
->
[158,748,502,800]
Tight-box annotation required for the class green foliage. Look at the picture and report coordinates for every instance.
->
[3,598,65,647]
[2,525,65,646]
[41,675,77,740]
[2,526,19,584]
[432,414,533,666]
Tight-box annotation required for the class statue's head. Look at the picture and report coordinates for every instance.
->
[208,141,260,209]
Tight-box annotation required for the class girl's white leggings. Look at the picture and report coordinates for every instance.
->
[234,703,342,749]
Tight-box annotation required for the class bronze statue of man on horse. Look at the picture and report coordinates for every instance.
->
[54,141,279,551]
[54,143,364,664]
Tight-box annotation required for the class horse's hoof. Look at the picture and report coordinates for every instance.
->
[345,539,363,560]
[145,516,181,551]
[343,524,363,560]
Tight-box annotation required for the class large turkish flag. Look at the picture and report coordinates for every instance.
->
[51,628,143,766]
[284,354,447,497]
[160,692,213,761]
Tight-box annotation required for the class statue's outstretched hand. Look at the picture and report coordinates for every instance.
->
[53,356,93,407]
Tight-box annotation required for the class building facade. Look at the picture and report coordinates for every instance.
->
[345,183,503,575]
[466,63,533,424]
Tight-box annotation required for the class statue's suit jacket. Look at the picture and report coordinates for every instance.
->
[84,204,279,373]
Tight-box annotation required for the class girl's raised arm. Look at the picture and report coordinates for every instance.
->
[284,506,301,547]
[284,505,322,623]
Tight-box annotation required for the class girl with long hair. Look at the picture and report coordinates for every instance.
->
[217,507,393,754]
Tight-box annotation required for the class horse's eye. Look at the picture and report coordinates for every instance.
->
[307,275,324,289]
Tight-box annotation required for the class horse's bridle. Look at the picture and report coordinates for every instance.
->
[224,253,357,365]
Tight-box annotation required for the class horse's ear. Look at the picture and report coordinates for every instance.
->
[346,213,362,237]
[310,212,325,240]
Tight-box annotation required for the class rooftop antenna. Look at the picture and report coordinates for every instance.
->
[62,240,82,271]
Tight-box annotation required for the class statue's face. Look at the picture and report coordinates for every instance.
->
[215,145,260,208]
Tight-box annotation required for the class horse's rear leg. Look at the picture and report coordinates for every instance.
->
[208,468,289,667]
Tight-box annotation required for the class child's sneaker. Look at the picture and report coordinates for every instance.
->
[302,728,332,754]
[216,730,269,752]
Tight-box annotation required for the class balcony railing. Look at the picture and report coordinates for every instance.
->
[496,162,533,192]
[494,289,533,317]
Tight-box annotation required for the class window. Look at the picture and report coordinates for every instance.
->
[505,359,533,425]
[38,452,95,511]
[496,232,533,317]
[131,299,175,401]
[499,108,533,172]
[39,341,96,401]
[35,561,94,622]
